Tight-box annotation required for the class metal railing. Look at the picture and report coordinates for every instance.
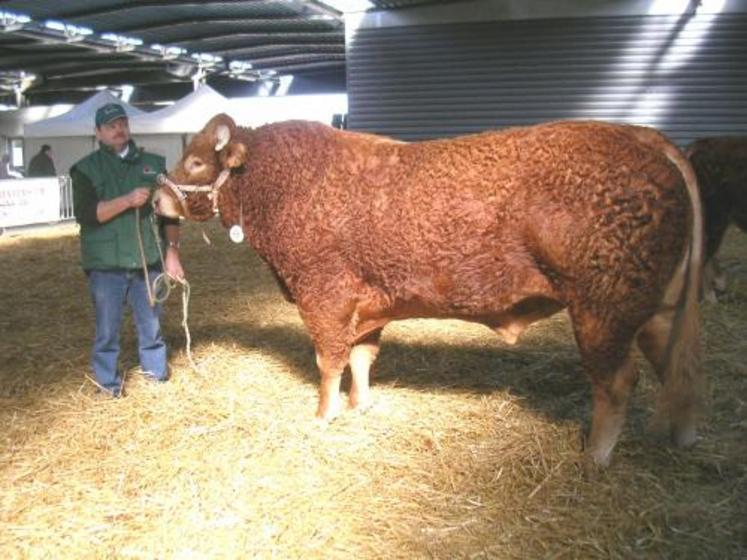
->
[59,174,74,221]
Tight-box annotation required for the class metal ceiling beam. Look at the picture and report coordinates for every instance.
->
[0,51,136,67]
[212,43,344,57]
[176,31,345,50]
[43,64,168,79]
[247,52,346,67]
[250,59,346,72]
[111,18,341,36]
[42,1,284,20]
[26,70,189,92]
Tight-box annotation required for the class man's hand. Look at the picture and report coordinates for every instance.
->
[97,187,152,223]
[127,187,151,209]
[164,247,185,281]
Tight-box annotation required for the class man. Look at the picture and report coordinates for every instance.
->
[27,144,56,177]
[0,153,23,179]
[71,102,184,397]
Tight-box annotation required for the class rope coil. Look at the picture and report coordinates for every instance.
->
[135,206,201,373]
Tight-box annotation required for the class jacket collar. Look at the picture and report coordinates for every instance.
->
[99,139,140,162]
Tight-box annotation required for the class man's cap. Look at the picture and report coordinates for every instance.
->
[95,103,128,127]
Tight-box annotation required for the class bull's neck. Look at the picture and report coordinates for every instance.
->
[217,173,259,246]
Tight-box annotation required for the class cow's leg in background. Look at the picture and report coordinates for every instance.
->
[571,308,640,466]
[702,257,726,303]
[348,329,383,411]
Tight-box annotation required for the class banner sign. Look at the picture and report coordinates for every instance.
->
[0,178,61,228]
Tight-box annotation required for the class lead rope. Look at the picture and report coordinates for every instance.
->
[135,206,201,374]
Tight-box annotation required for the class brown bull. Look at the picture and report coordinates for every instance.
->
[155,115,704,466]
[686,137,747,301]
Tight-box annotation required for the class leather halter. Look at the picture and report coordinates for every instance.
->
[156,169,231,214]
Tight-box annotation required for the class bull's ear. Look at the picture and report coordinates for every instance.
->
[215,125,230,152]
[219,141,247,169]
[203,113,236,150]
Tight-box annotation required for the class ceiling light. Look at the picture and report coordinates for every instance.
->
[229,61,254,72]
[101,32,143,51]
[44,20,93,42]
[191,53,223,66]
[151,44,187,60]
[0,10,31,32]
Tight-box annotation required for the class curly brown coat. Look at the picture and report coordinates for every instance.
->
[155,115,704,466]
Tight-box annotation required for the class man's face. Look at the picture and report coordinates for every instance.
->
[95,117,130,152]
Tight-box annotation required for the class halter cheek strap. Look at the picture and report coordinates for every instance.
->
[157,169,231,214]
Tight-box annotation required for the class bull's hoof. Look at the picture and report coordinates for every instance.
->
[315,397,343,423]
[703,288,718,304]
[671,424,698,448]
[348,395,374,414]
[649,413,698,448]
[348,388,373,412]
[580,453,610,478]
[586,447,613,468]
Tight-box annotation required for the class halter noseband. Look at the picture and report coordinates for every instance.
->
[156,169,231,214]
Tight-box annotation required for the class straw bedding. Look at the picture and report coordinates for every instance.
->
[1,221,745,559]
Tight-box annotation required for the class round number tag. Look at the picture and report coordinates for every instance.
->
[229,225,244,243]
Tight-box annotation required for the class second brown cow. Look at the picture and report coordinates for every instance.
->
[155,116,704,466]
[686,136,747,300]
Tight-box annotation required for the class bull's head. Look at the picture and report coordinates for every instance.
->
[153,113,247,221]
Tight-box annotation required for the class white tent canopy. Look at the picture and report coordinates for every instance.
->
[229,94,347,128]
[129,85,230,134]
[21,89,348,174]
[0,105,73,139]
[22,90,145,175]
[24,90,144,138]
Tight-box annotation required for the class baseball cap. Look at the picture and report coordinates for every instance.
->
[95,103,128,127]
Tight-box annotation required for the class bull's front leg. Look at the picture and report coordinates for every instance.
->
[315,350,345,421]
[303,305,356,422]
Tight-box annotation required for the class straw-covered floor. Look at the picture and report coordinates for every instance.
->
[1,220,745,559]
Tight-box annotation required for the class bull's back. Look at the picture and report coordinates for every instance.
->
[247,121,689,311]
[349,122,688,283]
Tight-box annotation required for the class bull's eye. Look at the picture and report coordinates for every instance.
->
[185,156,206,175]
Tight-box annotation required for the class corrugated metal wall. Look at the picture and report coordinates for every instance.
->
[347,12,747,146]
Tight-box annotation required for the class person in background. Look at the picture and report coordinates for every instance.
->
[0,153,23,179]
[71,102,184,397]
[27,144,57,177]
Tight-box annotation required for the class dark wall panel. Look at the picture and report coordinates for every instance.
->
[347,12,747,146]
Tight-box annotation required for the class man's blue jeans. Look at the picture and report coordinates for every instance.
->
[87,268,168,395]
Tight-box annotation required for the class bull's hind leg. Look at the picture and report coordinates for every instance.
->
[587,355,638,466]
[349,329,382,411]
[571,309,640,466]
[637,310,703,447]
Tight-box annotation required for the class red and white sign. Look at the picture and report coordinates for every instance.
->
[0,178,61,228]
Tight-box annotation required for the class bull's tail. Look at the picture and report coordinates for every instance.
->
[633,128,706,445]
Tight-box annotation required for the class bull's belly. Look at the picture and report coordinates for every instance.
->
[354,295,565,346]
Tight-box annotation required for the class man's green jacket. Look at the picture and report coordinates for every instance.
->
[72,140,167,271]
